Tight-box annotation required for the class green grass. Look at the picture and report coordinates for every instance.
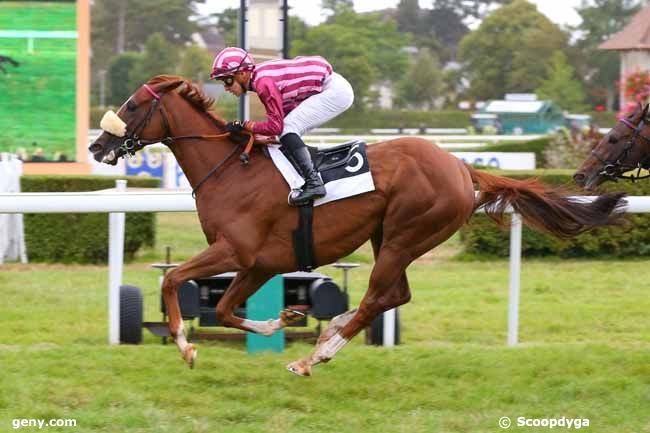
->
[0,2,76,159]
[1,213,649,432]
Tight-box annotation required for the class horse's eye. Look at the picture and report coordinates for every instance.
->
[127,101,137,111]
[608,135,618,144]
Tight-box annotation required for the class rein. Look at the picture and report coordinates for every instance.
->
[591,117,650,182]
[117,83,256,198]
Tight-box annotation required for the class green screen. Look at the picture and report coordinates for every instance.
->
[0,1,77,161]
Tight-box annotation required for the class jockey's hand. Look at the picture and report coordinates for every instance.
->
[225,120,254,134]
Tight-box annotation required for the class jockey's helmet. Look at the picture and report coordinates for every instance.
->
[210,47,255,79]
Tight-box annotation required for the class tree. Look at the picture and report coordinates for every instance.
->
[458,0,569,100]
[178,46,213,83]
[396,0,421,35]
[420,6,470,60]
[574,0,640,110]
[92,0,201,71]
[396,48,446,109]
[107,52,141,105]
[536,51,587,112]
[321,0,353,19]
[432,0,513,21]
[214,7,238,47]
[292,9,411,107]
[129,33,180,90]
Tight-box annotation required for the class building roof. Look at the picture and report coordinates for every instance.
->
[483,100,546,113]
[599,5,650,51]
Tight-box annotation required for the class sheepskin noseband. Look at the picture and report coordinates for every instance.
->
[100,110,127,137]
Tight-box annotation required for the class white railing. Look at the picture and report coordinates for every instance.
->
[1,186,647,346]
[0,154,27,264]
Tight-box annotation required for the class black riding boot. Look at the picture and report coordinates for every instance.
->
[280,133,326,206]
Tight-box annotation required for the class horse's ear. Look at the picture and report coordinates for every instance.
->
[643,103,649,120]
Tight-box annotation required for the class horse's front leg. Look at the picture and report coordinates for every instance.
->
[162,235,240,368]
[215,269,305,335]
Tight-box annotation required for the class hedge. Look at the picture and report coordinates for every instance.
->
[460,169,650,258]
[21,175,160,263]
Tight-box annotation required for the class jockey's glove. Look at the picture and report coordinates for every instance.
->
[225,120,254,134]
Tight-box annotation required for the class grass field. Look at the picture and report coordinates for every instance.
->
[0,213,649,432]
[0,2,76,159]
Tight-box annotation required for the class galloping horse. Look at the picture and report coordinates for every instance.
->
[90,75,625,376]
[575,103,650,189]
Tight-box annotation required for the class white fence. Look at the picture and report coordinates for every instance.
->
[2,186,648,346]
[0,154,27,264]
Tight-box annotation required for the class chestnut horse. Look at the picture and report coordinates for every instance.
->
[90,76,625,376]
[575,103,650,189]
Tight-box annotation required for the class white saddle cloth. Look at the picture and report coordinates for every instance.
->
[267,144,375,207]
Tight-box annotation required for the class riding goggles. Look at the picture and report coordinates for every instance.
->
[219,75,236,87]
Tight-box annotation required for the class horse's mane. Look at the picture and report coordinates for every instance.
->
[147,75,227,126]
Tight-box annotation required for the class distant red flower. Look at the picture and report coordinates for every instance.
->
[617,70,650,118]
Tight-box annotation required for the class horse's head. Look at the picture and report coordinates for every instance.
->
[89,76,188,165]
[574,103,650,189]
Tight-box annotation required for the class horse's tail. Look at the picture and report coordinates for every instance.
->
[465,164,627,238]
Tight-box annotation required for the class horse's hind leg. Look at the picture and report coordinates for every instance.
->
[287,244,412,376]
[161,235,240,368]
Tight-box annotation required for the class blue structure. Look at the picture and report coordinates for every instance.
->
[479,94,565,134]
[246,275,284,353]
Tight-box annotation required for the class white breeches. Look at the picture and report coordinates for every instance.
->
[280,72,354,138]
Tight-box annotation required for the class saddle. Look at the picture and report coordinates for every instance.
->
[280,139,366,173]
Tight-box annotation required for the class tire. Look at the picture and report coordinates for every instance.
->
[369,308,400,346]
[120,285,143,344]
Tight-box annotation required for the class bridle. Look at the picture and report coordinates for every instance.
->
[113,83,256,198]
[590,117,650,181]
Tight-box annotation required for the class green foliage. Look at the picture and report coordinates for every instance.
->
[574,0,639,109]
[460,170,650,257]
[0,2,76,160]
[543,127,596,169]
[91,0,199,71]
[21,175,159,263]
[292,9,411,107]
[536,51,587,112]
[178,45,213,83]
[107,52,141,106]
[458,0,569,100]
[214,7,238,47]
[396,48,445,109]
[128,33,179,89]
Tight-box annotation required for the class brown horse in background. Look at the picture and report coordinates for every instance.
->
[574,103,650,189]
[90,76,625,376]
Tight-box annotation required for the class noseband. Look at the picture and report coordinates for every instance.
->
[591,117,650,181]
[112,83,256,198]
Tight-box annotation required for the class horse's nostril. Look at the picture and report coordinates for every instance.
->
[573,172,586,184]
[89,142,102,153]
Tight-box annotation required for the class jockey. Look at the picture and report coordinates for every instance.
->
[210,47,354,206]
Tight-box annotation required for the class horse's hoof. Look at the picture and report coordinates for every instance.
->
[280,308,306,326]
[182,344,197,369]
[286,360,311,377]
